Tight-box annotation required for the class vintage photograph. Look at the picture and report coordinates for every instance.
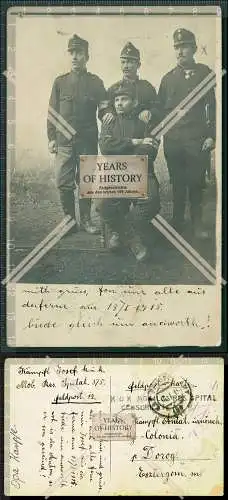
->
[8,6,221,286]
[5,6,223,348]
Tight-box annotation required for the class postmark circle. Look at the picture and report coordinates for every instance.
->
[148,373,192,418]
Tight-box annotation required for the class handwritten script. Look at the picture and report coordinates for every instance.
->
[12,284,220,346]
[5,358,223,496]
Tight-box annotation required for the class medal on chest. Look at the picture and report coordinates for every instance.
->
[184,69,195,80]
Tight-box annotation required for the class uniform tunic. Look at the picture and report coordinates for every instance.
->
[47,69,107,190]
[158,62,216,225]
[99,112,158,163]
[158,63,216,144]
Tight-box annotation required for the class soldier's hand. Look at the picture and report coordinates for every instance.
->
[48,140,58,154]
[132,138,144,146]
[139,110,151,124]
[202,137,215,152]
[143,137,160,149]
[102,113,114,125]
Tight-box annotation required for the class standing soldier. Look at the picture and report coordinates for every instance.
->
[47,34,107,234]
[100,42,160,129]
[158,29,216,238]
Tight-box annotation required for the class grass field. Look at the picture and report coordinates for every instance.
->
[8,151,217,285]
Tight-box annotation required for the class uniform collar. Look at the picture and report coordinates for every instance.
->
[122,75,139,83]
[70,68,88,77]
[117,109,137,120]
[177,60,197,71]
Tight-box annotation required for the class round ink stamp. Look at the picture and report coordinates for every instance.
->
[148,373,193,418]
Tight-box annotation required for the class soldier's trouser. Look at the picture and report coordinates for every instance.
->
[100,173,160,241]
[164,139,210,227]
[55,146,91,221]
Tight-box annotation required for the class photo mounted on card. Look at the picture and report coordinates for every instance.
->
[4,357,224,496]
[5,4,223,347]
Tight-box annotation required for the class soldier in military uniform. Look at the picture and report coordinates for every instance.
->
[100,42,160,129]
[99,83,160,262]
[158,28,216,238]
[47,34,107,234]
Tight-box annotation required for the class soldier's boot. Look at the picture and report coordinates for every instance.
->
[101,222,121,251]
[190,207,209,240]
[172,203,185,232]
[189,193,209,240]
[171,180,186,233]
[108,232,121,250]
[123,223,148,262]
[193,222,209,240]
[59,189,79,235]
[79,198,100,235]
[130,234,148,262]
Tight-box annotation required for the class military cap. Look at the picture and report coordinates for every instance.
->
[120,42,140,61]
[173,28,197,48]
[68,34,89,54]
[114,83,135,99]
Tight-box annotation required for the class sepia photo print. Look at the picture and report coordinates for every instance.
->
[6,5,223,347]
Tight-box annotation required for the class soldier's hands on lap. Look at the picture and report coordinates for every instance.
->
[102,113,114,125]
[143,137,160,149]
[142,137,153,146]
[202,137,214,152]
[48,140,58,154]
[139,110,151,124]
[132,138,143,146]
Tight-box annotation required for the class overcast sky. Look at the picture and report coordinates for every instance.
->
[13,14,220,160]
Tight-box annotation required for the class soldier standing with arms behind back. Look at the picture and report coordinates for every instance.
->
[47,34,107,234]
[158,29,216,238]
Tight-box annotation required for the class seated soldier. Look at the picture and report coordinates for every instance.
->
[99,83,160,262]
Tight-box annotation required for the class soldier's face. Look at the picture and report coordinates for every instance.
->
[175,44,196,66]
[115,95,134,115]
[121,57,140,78]
[69,49,88,71]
